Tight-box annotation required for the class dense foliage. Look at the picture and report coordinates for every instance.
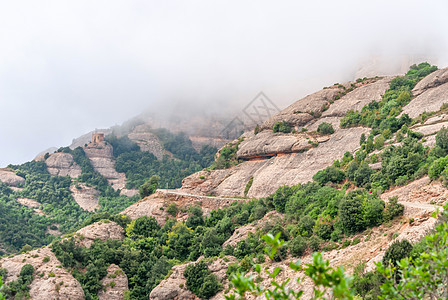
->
[110,133,216,188]
[1,264,34,299]
[184,260,222,299]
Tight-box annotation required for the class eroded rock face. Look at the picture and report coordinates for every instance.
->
[83,142,127,190]
[70,183,100,212]
[412,67,448,96]
[321,77,392,118]
[181,127,369,198]
[128,124,166,160]
[45,152,82,178]
[76,221,125,248]
[262,88,340,130]
[223,211,283,248]
[150,257,237,300]
[402,81,448,118]
[98,264,128,300]
[0,247,85,300]
[236,131,320,159]
[0,168,25,187]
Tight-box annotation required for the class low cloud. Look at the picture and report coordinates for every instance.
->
[1,0,447,166]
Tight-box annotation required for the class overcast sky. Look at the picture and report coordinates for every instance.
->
[1,0,448,167]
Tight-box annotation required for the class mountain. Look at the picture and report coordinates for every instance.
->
[2,63,448,299]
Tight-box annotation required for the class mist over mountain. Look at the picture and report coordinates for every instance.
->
[1,1,448,167]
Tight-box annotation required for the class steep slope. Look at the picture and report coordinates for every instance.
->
[3,64,448,300]
[180,77,392,198]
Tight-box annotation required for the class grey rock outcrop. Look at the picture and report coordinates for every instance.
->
[321,77,392,118]
[0,247,85,300]
[150,257,237,300]
[128,124,166,160]
[75,221,125,248]
[83,142,127,190]
[70,183,100,211]
[45,152,82,178]
[0,168,25,187]
[98,264,129,300]
[402,68,448,118]
[412,67,448,96]
[181,127,369,198]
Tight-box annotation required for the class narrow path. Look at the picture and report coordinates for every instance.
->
[156,189,245,201]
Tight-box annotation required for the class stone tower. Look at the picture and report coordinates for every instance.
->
[92,132,104,144]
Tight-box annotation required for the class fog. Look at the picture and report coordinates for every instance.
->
[1,0,447,167]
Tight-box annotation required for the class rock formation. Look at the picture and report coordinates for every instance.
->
[45,152,82,178]
[0,247,85,299]
[70,183,100,211]
[83,142,127,190]
[0,168,25,187]
[98,264,129,300]
[75,221,125,248]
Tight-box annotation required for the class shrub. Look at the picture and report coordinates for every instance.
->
[289,236,307,257]
[308,235,322,252]
[383,197,404,222]
[382,239,413,267]
[184,260,221,299]
[166,203,179,217]
[428,155,448,179]
[317,122,335,135]
[139,175,160,198]
[339,193,365,234]
[272,121,292,133]
[313,166,345,185]
[244,177,253,197]
[363,199,385,227]
[354,163,373,187]
[297,216,315,237]
[436,128,448,152]
[374,135,385,150]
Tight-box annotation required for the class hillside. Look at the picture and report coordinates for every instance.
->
[2,63,448,299]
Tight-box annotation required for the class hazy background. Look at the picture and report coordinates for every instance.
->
[1,0,448,167]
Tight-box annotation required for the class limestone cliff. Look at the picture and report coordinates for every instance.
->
[45,152,82,178]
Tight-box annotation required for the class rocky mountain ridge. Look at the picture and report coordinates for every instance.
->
[2,65,448,299]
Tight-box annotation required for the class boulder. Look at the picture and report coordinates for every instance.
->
[70,183,100,211]
[0,168,25,187]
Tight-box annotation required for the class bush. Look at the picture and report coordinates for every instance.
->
[354,163,373,187]
[363,199,385,227]
[317,122,335,135]
[339,193,365,234]
[383,197,404,222]
[139,175,160,198]
[289,236,307,257]
[313,166,345,185]
[428,155,448,179]
[184,260,221,299]
[308,235,322,252]
[166,203,179,217]
[272,121,291,133]
[382,239,413,267]
[436,128,448,152]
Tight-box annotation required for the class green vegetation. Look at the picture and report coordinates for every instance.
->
[212,138,243,169]
[110,133,216,188]
[184,260,222,299]
[1,264,34,299]
[139,175,159,198]
[317,122,335,135]
[340,63,437,134]
[272,121,292,133]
